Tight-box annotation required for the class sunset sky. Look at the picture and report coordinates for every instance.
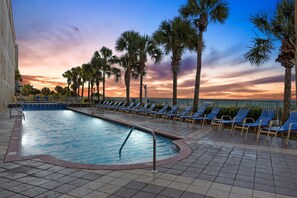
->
[12,0,291,100]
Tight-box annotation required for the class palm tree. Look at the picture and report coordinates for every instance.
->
[94,69,102,102]
[55,85,64,95]
[115,30,141,104]
[136,35,163,103]
[41,87,51,96]
[70,67,80,98]
[99,46,113,101]
[180,0,229,111]
[113,53,130,94]
[111,67,121,83]
[82,63,93,102]
[62,70,72,98]
[22,84,34,96]
[153,17,197,105]
[90,76,95,102]
[79,64,88,98]
[245,0,294,121]
[76,66,82,98]
[90,51,102,102]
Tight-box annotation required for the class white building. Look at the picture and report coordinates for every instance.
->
[0,0,18,112]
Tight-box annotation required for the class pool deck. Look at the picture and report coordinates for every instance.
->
[1,108,297,198]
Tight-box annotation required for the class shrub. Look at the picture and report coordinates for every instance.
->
[216,106,262,120]
[205,106,213,114]
[154,104,163,110]
[83,98,89,103]
[247,106,262,120]
[155,104,170,111]
[217,107,240,118]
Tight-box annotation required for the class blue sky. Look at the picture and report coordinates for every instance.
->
[12,0,287,99]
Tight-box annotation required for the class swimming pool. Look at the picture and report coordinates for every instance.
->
[21,110,178,165]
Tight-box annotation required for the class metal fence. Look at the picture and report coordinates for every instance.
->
[107,97,289,110]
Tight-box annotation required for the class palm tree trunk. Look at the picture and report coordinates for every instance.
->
[283,66,292,123]
[125,70,130,105]
[295,0,297,105]
[193,31,203,112]
[77,86,80,98]
[87,80,90,102]
[103,70,106,101]
[124,67,131,105]
[96,83,100,102]
[173,71,178,106]
[126,58,132,105]
[67,83,70,98]
[139,72,143,104]
[91,85,94,103]
[127,81,130,105]
[81,82,84,98]
[73,81,77,97]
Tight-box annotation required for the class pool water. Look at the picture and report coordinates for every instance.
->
[21,110,178,165]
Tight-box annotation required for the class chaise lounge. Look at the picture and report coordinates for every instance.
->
[211,108,249,132]
[257,111,297,145]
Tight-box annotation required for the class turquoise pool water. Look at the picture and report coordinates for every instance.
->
[21,110,178,165]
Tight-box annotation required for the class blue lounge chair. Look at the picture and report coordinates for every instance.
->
[124,102,141,113]
[35,96,41,102]
[106,101,121,110]
[148,104,169,117]
[119,102,135,112]
[95,101,111,110]
[131,103,149,114]
[257,111,297,145]
[103,101,115,109]
[100,101,112,108]
[183,106,206,123]
[233,109,275,138]
[113,102,127,111]
[107,102,119,110]
[97,100,108,107]
[90,101,104,112]
[104,101,117,109]
[171,106,193,121]
[211,108,249,132]
[161,105,179,119]
[140,104,156,115]
[90,101,111,114]
[190,107,221,126]
[94,100,104,108]
[97,100,105,105]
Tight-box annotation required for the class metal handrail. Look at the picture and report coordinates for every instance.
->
[16,101,24,108]
[119,127,135,156]
[10,107,25,120]
[119,124,157,172]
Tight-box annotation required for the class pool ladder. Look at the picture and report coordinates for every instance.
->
[119,124,157,172]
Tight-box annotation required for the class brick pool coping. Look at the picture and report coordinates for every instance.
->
[4,109,192,170]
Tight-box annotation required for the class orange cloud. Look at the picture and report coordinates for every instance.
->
[22,75,66,90]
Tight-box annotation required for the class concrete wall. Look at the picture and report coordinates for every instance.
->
[0,0,17,112]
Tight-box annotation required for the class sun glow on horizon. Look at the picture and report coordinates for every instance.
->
[14,0,288,100]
